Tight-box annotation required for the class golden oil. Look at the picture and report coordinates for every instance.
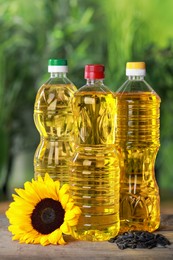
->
[115,62,161,233]
[70,65,120,241]
[34,59,77,184]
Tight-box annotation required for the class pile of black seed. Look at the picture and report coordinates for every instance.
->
[109,231,171,250]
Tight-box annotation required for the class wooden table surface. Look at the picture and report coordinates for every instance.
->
[0,202,173,260]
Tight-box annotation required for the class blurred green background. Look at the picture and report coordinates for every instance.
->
[0,0,173,202]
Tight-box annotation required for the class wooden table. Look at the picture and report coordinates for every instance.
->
[0,202,173,260]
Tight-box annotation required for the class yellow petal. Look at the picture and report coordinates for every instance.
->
[66,218,79,226]
[33,236,42,244]
[46,185,59,201]
[8,217,31,226]
[15,188,40,205]
[22,232,35,244]
[12,194,25,203]
[64,210,76,221]
[54,180,60,190]
[60,222,71,235]
[39,175,59,200]
[58,236,66,245]
[55,181,61,197]
[6,206,31,218]
[35,175,44,183]
[40,235,50,246]
[66,201,75,211]
[72,206,82,215]
[8,225,21,235]
[59,184,70,199]
[48,229,62,244]
[6,211,31,225]
[31,181,51,200]
[21,229,40,244]
[12,234,22,241]
[60,194,69,209]
[24,182,41,201]
[10,196,34,213]
[19,224,34,233]
[44,173,54,185]
[11,206,33,215]
[24,181,34,190]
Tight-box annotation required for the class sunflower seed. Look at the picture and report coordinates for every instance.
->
[109,231,171,250]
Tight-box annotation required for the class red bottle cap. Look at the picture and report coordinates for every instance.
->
[84,64,105,79]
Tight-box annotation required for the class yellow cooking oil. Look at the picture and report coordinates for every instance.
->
[34,59,77,184]
[115,62,161,233]
[70,84,120,240]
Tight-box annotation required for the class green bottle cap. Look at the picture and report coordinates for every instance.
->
[48,59,68,66]
[48,59,68,73]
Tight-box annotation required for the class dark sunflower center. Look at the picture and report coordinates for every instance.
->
[31,198,65,234]
[41,207,56,224]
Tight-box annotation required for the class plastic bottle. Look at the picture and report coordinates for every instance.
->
[70,64,120,241]
[115,62,161,232]
[34,59,77,184]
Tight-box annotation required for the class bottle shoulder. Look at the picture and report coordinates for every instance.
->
[34,81,77,109]
[116,79,161,101]
[45,76,77,89]
[75,82,114,96]
[36,77,77,95]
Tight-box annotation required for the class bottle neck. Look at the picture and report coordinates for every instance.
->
[50,72,67,78]
[127,75,145,80]
[86,79,104,85]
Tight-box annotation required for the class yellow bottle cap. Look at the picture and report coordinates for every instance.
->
[126,62,146,76]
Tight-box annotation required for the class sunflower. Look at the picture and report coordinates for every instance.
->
[6,173,81,246]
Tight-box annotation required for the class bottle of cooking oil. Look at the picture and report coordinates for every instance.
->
[34,59,77,184]
[115,62,161,233]
[70,64,120,241]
